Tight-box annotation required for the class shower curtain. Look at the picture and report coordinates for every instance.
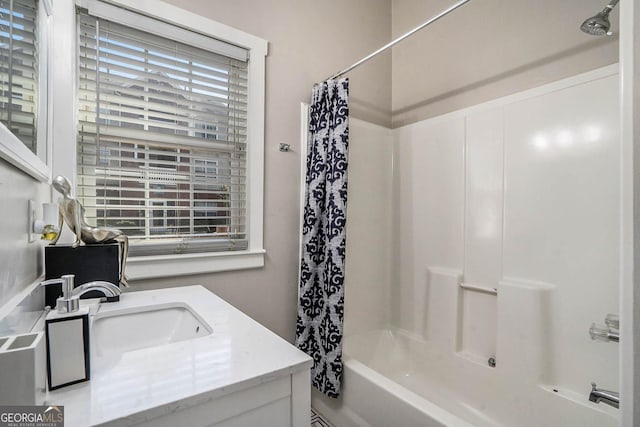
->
[296,78,349,398]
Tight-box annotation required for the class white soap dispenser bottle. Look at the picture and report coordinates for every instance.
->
[41,274,91,390]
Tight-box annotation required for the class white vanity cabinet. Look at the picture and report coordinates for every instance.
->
[133,371,310,427]
[44,286,312,427]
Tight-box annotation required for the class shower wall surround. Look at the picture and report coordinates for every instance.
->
[343,119,394,338]
[314,64,621,427]
[392,65,620,397]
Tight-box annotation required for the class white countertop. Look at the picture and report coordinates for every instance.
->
[44,286,312,426]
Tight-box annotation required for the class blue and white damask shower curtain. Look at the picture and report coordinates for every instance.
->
[296,78,349,398]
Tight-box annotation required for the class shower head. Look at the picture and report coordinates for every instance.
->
[580,0,619,36]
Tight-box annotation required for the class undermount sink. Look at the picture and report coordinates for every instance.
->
[91,302,212,357]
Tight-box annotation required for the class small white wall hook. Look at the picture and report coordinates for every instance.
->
[279,143,291,152]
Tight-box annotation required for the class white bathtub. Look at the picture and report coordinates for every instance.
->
[312,329,618,427]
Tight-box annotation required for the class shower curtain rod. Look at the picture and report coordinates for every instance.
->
[323,0,473,82]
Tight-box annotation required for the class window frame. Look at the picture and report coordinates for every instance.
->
[0,0,53,182]
[53,0,267,279]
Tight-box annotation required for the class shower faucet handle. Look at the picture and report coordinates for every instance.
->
[590,323,610,342]
[604,314,619,330]
[589,322,619,343]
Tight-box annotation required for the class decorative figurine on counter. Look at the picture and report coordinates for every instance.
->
[50,175,129,287]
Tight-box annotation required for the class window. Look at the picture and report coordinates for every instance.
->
[64,0,266,277]
[0,0,39,151]
[0,0,51,181]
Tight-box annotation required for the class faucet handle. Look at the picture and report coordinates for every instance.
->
[590,321,620,343]
[590,323,610,342]
[605,314,619,330]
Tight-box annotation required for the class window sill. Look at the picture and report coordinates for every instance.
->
[126,249,265,280]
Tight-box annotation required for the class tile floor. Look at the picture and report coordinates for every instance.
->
[311,408,333,427]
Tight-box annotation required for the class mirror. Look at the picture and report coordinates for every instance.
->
[0,0,52,182]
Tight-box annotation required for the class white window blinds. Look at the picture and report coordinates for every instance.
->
[76,9,249,256]
[0,0,39,152]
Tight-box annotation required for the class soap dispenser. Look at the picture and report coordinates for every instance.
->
[41,274,91,390]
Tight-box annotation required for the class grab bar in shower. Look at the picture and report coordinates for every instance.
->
[459,282,498,295]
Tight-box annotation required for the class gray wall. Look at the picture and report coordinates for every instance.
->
[391,0,620,127]
[0,159,49,307]
[132,0,393,341]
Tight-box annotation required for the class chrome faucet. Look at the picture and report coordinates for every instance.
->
[40,275,121,313]
[71,281,121,302]
[589,382,619,409]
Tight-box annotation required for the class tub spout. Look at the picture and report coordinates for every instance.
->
[589,382,619,409]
